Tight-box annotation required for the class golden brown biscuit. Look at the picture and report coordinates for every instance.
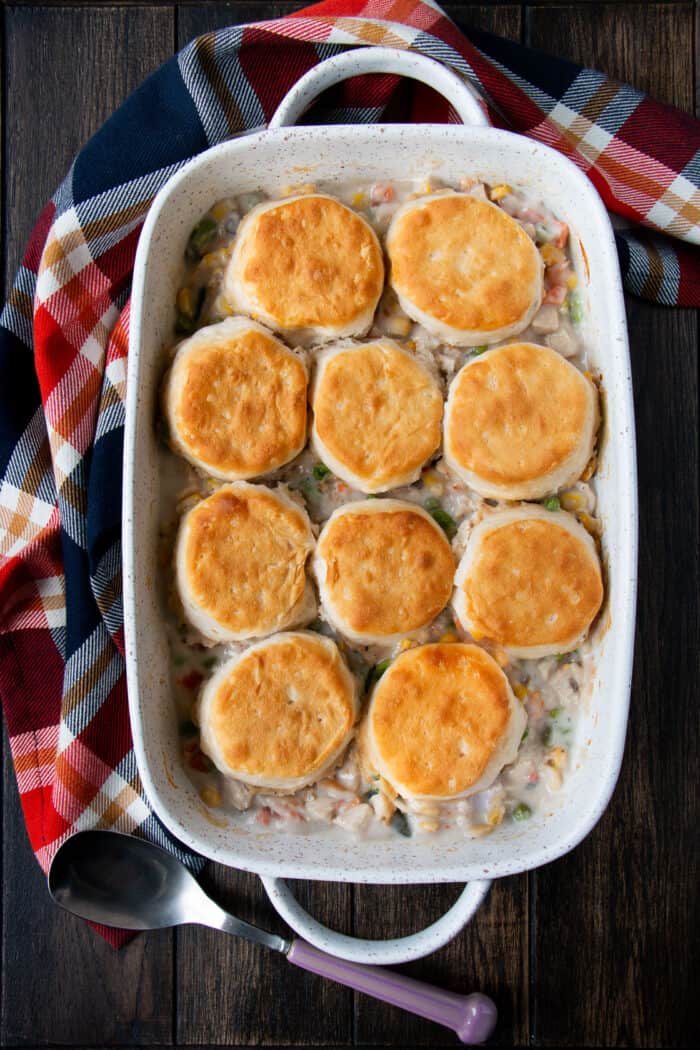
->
[363,643,525,800]
[175,482,315,643]
[313,500,455,644]
[198,632,358,791]
[310,339,443,492]
[386,191,543,345]
[453,507,604,658]
[163,318,308,480]
[224,194,384,344]
[444,343,598,500]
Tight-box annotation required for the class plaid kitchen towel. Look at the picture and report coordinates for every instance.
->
[1,0,699,945]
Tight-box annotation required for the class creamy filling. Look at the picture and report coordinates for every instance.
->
[161,175,601,841]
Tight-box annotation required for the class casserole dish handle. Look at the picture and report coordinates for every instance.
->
[268,47,489,130]
[261,875,492,965]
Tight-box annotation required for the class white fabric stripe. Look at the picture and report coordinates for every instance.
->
[61,622,124,739]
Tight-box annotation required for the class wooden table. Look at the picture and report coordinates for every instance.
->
[1,2,697,1047]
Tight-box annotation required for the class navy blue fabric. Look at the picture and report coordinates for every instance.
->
[0,334,40,477]
[86,429,123,572]
[462,23,579,107]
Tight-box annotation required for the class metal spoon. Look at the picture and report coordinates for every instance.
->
[49,830,497,1045]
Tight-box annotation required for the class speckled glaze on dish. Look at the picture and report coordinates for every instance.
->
[124,48,637,964]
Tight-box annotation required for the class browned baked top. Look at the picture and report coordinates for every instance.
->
[387,193,541,333]
[208,635,355,780]
[369,643,513,797]
[461,516,604,648]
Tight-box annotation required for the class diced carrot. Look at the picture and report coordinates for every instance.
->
[256,807,273,826]
[554,221,569,249]
[189,750,211,772]
[543,284,568,305]
[547,261,571,285]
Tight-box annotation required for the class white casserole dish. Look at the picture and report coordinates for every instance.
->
[124,48,637,964]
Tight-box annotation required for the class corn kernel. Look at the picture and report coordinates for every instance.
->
[470,822,494,838]
[583,370,595,381]
[577,511,600,537]
[513,683,528,701]
[439,630,459,643]
[419,819,440,833]
[560,491,584,511]
[488,805,505,826]
[201,248,230,267]
[540,243,565,266]
[566,273,578,289]
[405,339,416,351]
[209,201,229,222]
[176,287,193,315]
[385,314,412,337]
[489,184,512,201]
[546,746,567,771]
[200,787,222,808]
[399,638,417,652]
[352,191,367,208]
[422,469,445,496]
[422,179,434,194]
[471,629,485,642]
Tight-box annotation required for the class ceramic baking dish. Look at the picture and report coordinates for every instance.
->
[124,48,637,964]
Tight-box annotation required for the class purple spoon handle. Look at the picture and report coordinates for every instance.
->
[287,938,497,1045]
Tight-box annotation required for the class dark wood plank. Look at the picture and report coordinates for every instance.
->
[1,6,176,1046]
[175,867,353,1045]
[526,1,695,108]
[527,4,699,1048]
[352,879,529,1046]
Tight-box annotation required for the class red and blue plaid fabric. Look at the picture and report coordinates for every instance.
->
[1,0,698,944]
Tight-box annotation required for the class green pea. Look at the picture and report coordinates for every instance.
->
[430,507,457,537]
[424,496,441,512]
[568,292,583,325]
[556,649,580,664]
[549,707,561,719]
[542,725,553,747]
[471,345,488,356]
[186,217,218,261]
[543,495,560,512]
[312,462,332,480]
[391,810,412,837]
[512,802,532,822]
[175,312,196,335]
[371,658,392,682]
